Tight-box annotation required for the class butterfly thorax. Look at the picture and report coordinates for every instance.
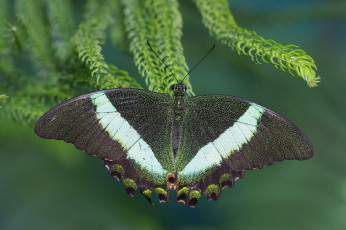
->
[172,84,187,119]
[172,84,187,157]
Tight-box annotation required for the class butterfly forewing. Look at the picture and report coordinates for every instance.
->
[35,88,175,203]
[175,95,313,206]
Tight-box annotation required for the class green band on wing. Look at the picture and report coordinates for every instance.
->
[90,92,167,179]
[189,190,201,200]
[155,188,167,197]
[177,187,189,197]
[141,189,152,199]
[205,184,219,196]
[111,164,125,178]
[219,174,232,184]
[179,103,264,180]
[123,178,137,189]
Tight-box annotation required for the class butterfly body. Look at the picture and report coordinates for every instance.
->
[35,84,313,207]
[171,84,187,157]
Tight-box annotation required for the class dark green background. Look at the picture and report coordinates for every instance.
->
[1,0,345,229]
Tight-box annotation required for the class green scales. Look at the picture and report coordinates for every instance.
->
[35,43,313,207]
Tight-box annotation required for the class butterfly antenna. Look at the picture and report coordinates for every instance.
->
[147,40,179,83]
[181,44,215,84]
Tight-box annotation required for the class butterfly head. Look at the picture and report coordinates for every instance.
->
[172,84,187,96]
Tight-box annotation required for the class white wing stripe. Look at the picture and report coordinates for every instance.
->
[179,103,264,178]
[90,92,166,176]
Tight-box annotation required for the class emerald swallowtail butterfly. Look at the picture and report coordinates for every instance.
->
[35,43,313,207]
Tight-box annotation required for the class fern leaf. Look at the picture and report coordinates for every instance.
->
[122,0,194,95]
[0,1,8,35]
[0,95,9,109]
[0,3,23,82]
[0,96,50,126]
[72,0,141,90]
[108,0,129,50]
[15,0,57,76]
[194,0,320,87]
[46,0,75,63]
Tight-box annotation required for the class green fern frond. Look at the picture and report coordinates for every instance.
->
[0,95,9,109]
[122,0,193,95]
[0,21,29,90]
[0,96,50,126]
[15,0,57,76]
[0,3,23,82]
[3,21,27,52]
[194,0,320,87]
[46,0,75,63]
[0,79,74,126]
[0,1,8,40]
[108,0,129,50]
[72,0,141,90]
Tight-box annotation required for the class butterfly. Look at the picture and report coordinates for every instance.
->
[34,42,313,207]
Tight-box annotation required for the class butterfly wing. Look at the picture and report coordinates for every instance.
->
[175,95,313,207]
[35,88,175,203]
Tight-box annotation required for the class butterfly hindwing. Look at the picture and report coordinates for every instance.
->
[35,88,175,202]
[175,95,313,206]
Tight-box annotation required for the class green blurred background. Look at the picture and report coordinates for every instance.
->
[1,0,346,229]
